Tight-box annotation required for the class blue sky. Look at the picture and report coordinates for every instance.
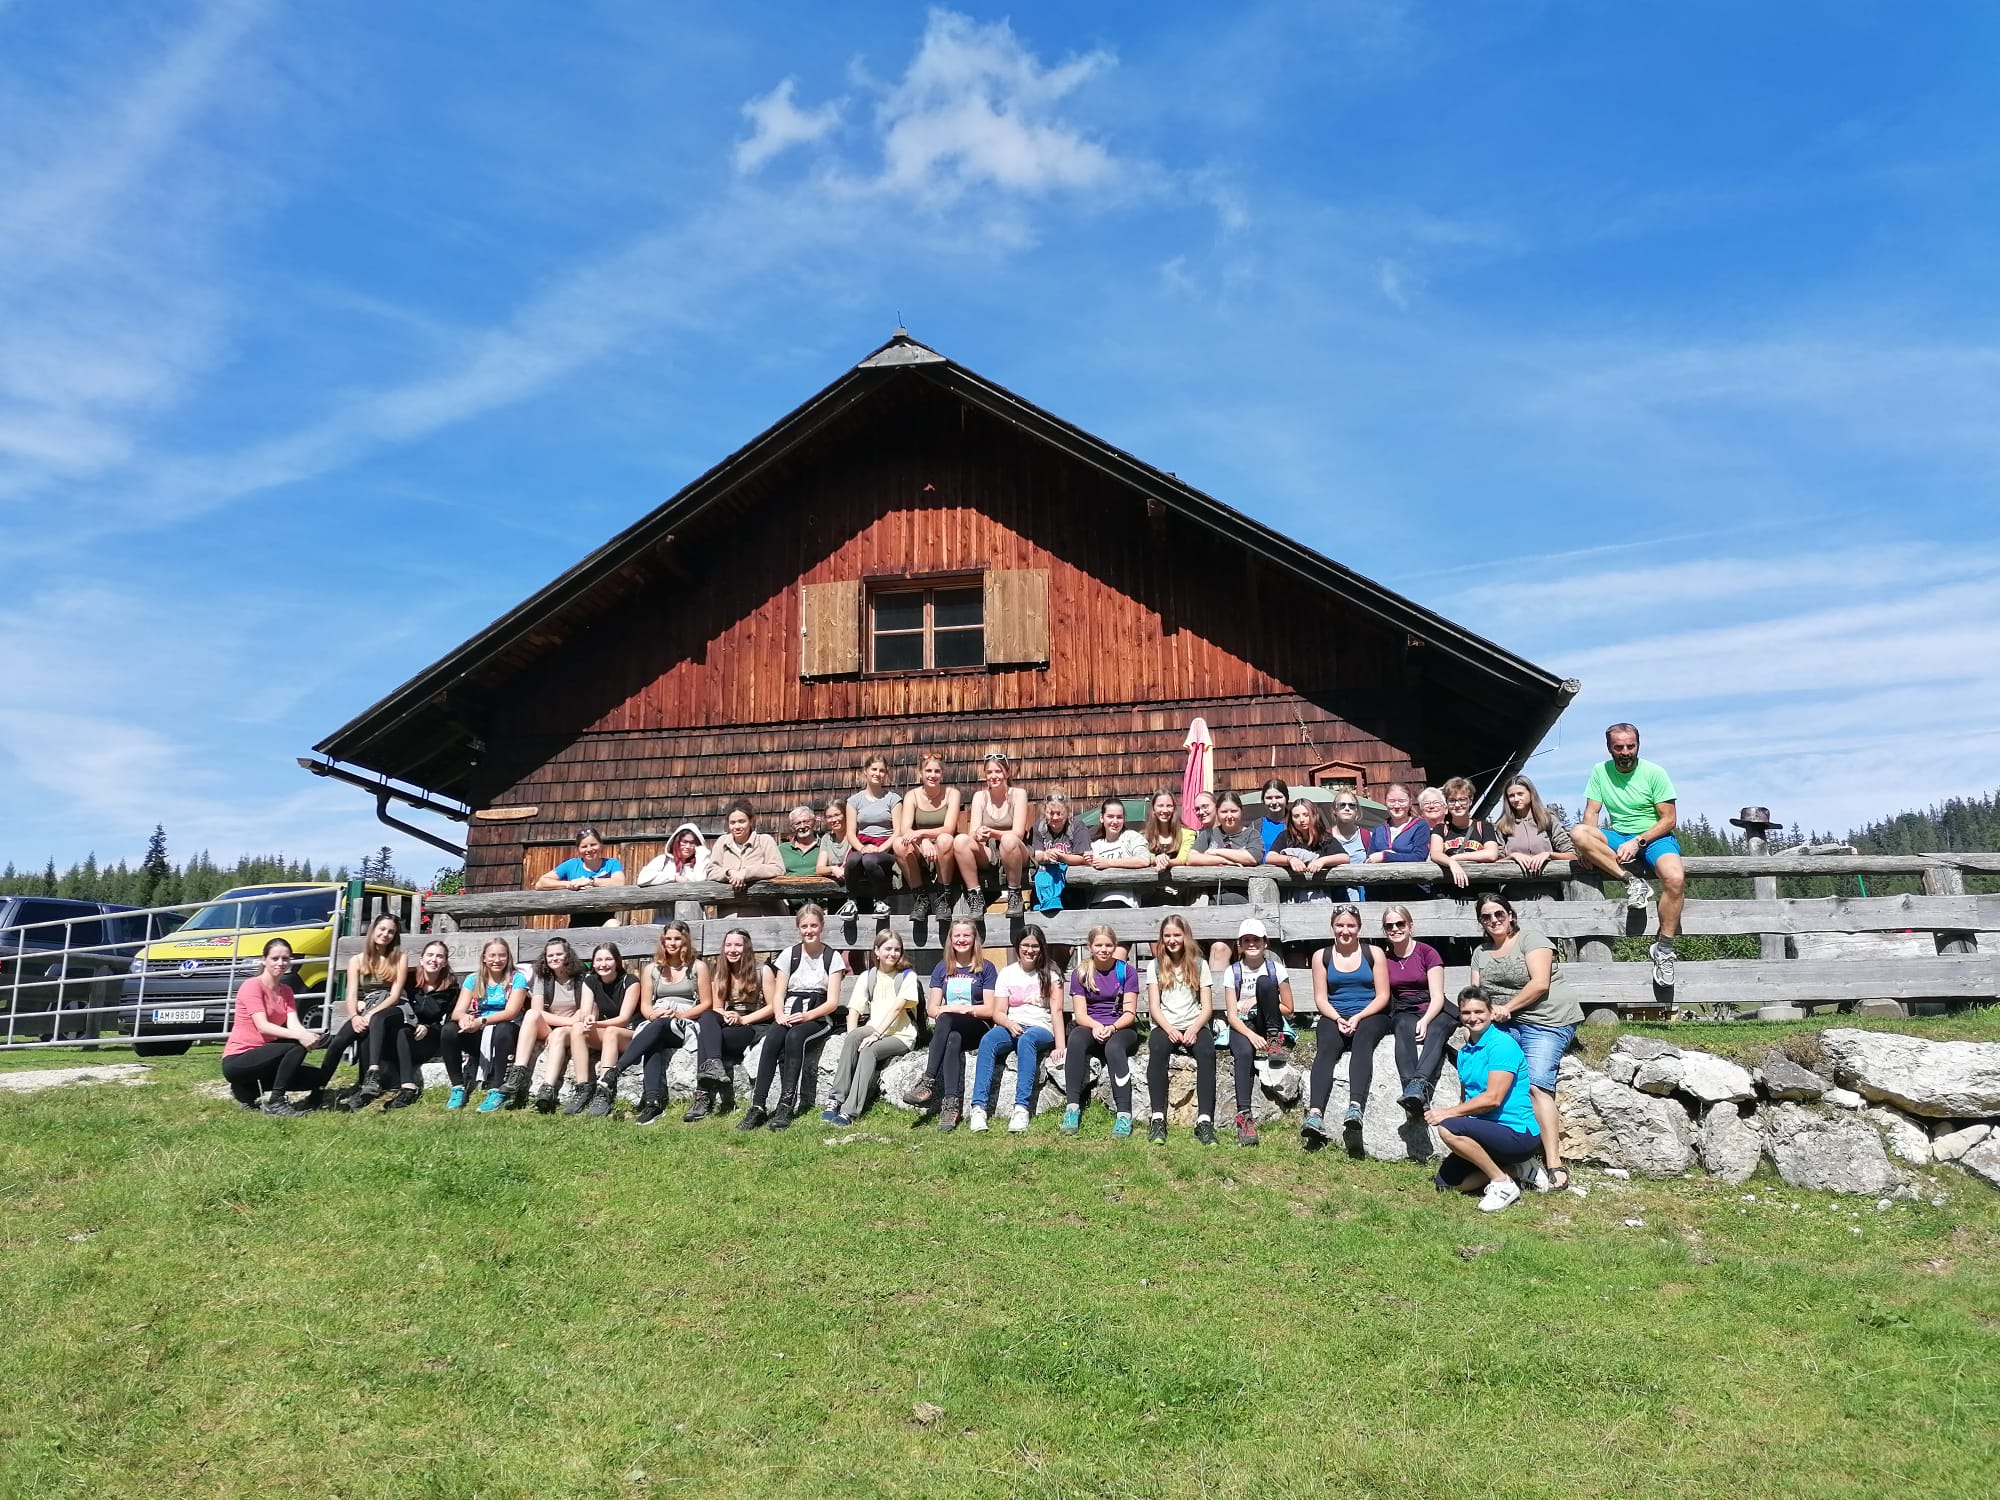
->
[3,0,1997,879]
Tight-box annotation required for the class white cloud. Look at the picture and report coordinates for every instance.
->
[1375,256,1413,309]
[733,78,843,174]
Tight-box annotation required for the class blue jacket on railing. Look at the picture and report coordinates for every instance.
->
[1364,818,1434,862]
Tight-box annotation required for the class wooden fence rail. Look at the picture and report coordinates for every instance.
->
[390,854,2000,1017]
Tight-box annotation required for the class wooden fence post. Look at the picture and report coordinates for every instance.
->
[1923,861,1976,956]
[1567,875,1615,965]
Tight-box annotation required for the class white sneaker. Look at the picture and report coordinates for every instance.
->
[967,1107,989,1133]
[1513,1159,1552,1193]
[1479,1177,1523,1213]
[1625,874,1652,910]
[1008,1105,1031,1133]
[1648,940,1677,988]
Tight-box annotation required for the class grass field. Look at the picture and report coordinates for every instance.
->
[3,1029,1998,1500]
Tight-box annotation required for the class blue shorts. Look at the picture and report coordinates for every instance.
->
[1596,828,1681,868]
[1434,1114,1542,1187]
[1503,1021,1575,1091]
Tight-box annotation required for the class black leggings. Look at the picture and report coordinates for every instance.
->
[441,1019,520,1089]
[923,1012,990,1102]
[1145,1027,1216,1120]
[614,1017,687,1101]
[221,1041,332,1104]
[364,1008,443,1085]
[844,847,897,905]
[1394,1003,1459,1098]
[1064,1027,1137,1113]
[694,1011,761,1073]
[751,1015,836,1109]
[1309,1011,1394,1112]
[1238,974,1287,1040]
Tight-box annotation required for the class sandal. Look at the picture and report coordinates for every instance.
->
[1548,1166,1571,1192]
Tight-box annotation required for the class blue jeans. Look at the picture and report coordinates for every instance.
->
[973,1023,1056,1108]
[1503,1021,1576,1091]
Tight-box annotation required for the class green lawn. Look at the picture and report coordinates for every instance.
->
[3,1046,1998,1500]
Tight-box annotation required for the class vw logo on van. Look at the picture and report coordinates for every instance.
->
[179,959,200,974]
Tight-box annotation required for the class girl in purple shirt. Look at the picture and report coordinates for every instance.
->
[1060,925,1139,1137]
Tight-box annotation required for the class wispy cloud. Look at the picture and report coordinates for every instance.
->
[733,78,843,174]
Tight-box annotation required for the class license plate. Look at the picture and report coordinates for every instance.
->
[150,1008,203,1025]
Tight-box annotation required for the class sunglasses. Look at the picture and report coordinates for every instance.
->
[1383,920,1409,931]
[1479,910,1511,923]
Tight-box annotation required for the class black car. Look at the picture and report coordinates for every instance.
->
[0,896,185,1044]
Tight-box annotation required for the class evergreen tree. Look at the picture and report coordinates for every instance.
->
[40,858,56,896]
[141,825,170,900]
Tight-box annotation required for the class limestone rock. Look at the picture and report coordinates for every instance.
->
[1314,1035,1464,1162]
[1698,1106,1764,1184]
[1674,1050,1758,1105]
[1956,1134,2000,1191]
[1824,1087,1864,1110]
[1753,1051,1828,1102]
[1818,1029,2000,1120]
[1561,1071,1693,1176]
[1763,1103,1904,1196]
[1863,1105,1933,1166]
[1931,1123,1993,1163]
[1631,1056,1684,1096]
[1611,1036,1682,1063]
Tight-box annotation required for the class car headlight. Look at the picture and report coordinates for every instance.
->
[129,957,146,973]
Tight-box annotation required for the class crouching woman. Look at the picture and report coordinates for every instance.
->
[221,939,329,1116]
[1425,989,1541,1213]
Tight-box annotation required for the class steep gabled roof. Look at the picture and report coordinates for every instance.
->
[312,333,1576,804]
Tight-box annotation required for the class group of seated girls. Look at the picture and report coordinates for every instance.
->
[527,755,1578,926]
[223,891,1575,1213]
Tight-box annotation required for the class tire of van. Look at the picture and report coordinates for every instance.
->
[132,1039,194,1057]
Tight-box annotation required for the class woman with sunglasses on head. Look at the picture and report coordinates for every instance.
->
[1426,988,1541,1213]
[1322,791,1370,901]
[572,942,640,1116]
[221,939,332,1116]
[740,904,849,1132]
[535,826,627,926]
[1429,777,1500,890]
[970,924,1066,1133]
[686,928,768,1122]
[1372,904,1452,1114]
[594,921,706,1125]
[1301,904,1391,1145]
[904,917,998,1131]
[445,938,528,1112]
[953,749,1031,917]
[823,928,919,1126]
[325,913,408,1109]
[1471,892,1580,1190]
[1142,914,1217,1145]
[361,938,456,1111]
[891,752,962,920]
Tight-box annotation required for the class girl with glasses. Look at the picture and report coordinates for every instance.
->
[1375,905,1452,1113]
[1428,777,1500,890]
[1471,893,1581,1190]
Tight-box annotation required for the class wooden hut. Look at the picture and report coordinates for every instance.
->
[308,333,1577,891]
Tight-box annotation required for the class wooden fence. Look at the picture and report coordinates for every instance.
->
[377,854,2000,1018]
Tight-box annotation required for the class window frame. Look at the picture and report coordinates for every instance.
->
[864,575,988,677]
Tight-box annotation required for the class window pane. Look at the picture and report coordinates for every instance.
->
[934,627,984,669]
[933,588,983,629]
[872,592,924,633]
[873,633,924,672]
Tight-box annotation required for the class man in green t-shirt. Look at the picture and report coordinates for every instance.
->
[1570,723,1685,987]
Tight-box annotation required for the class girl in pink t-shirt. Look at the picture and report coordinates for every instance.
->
[220,939,329,1116]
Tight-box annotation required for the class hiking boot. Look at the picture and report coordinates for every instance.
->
[1235,1111,1259,1147]
[769,1102,796,1131]
[1301,1109,1328,1142]
[1008,1105,1032,1133]
[500,1063,532,1109]
[338,1088,372,1113]
[682,1088,713,1124]
[870,899,892,915]
[445,1085,468,1111]
[1649,939,1677,988]
[909,887,932,922]
[1111,1112,1133,1138]
[904,1073,939,1108]
[560,1083,592,1116]
[261,1096,303,1118]
[1398,1087,1426,1118]
[1194,1118,1218,1146]
[635,1099,665,1126]
[1148,1116,1167,1145]
[531,1080,560,1114]
[1059,1104,1081,1134]
[586,1081,617,1118]
[382,1086,421,1111]
[696,1059,728,1086]
[1005,887,1024,917]
[1264,1033,1291,1065]
[936,1100,962,1133]
[737,1104,770,1132]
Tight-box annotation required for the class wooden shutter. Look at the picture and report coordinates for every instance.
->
[799,580,862,677]
[983,568,1049,666]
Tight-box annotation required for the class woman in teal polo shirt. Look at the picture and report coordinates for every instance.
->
[1424,988,1542,1212]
